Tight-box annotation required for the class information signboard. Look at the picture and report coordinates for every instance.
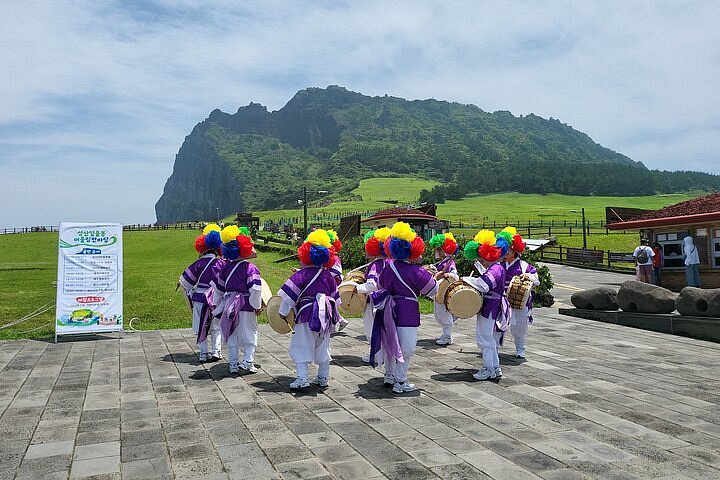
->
[55,222,123,341]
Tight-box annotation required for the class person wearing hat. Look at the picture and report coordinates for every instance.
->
[428,232,460,346]
[354,228,390,363]
[211,226,264,375]
[462,230,510,381]
[500,227,539,359]
[278,229,341,390]
[370,222,443,394]
[178,223,226,363]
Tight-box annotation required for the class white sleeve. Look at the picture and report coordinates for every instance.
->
[278,298,293,317]
[210,281,223,307]
[446,272,460,281]
[463,275,490,294]
[178,275,193,292]
[474,261,487,275]
[356,279,378,294]
[248,284,262,310]
[528,271,540,287]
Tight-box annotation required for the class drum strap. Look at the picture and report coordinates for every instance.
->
[188,256,216,297]
[296,268,333,334]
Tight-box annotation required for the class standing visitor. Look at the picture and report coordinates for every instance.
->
[683,236,701,287]
[632,239,655,284]
[651,242,664,286]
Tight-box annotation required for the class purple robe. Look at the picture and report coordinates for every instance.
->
[279,266,340,333]
[329,256,343,282]
[181,254,226,302]
[503,258,538,321]
[434,256,458,276]
[465,262,509,332]
[215,261,262,313]
[369,260,436,366]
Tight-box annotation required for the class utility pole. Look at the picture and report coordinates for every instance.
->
[582,207,587,250]
[303,186,308,237]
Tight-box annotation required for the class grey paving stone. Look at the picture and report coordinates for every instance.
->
[121,456,172,480]
[275,457,329,479]
[326,458,384,479]
[121,441,169,462]
[70,455,120,478]
[25,440,75,459]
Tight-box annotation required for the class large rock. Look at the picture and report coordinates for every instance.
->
[617,280,677,314]
[676,287,720,317]
[571,288,618,310]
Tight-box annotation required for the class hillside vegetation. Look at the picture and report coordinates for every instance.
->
[156,86,719,223]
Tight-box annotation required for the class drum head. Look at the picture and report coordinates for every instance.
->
[266,296,295,334]
[343,271,366,284]
[338,285,367,316]
[446,283,483,319]
[260,278,273,310]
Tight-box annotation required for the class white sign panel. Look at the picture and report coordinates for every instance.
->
[55,223,123,338]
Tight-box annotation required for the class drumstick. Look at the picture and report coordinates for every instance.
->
[347,261,372,275]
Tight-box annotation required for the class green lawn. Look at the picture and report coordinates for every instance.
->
[0,231,297,340]
[240,177,697,230]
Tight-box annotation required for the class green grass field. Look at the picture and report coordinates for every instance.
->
[245,177,697,230]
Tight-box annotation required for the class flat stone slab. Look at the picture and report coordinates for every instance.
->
[1,306,720,479]
[559,308,720,343]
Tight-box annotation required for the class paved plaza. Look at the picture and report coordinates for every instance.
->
[2,289,720,478]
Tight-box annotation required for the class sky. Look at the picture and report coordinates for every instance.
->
[1,0,719,228]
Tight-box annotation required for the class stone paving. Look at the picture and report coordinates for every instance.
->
[1,309,720,479]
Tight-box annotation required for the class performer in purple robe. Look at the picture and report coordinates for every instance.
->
[178,224,225,363]
[278,229,341,390]
[354,228,390,363]
[428,233,460,345]
[211,226,263,375]
[370,222,441,394]
[500,228,540,359]
[462,230,510,381]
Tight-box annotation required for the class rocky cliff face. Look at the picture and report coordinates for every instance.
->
[155,85,645,223]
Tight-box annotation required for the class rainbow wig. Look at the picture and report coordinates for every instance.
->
[298,229,335,267]
[221,225,255,260]
[501,226,526,254]
[384,221,425,261]
[195,223,223,254]
[327,229,342,253]
[428,232,458,256]
[463,229,509,263]
[364,230,382,258]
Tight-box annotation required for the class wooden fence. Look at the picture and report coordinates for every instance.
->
[538,245,635,271]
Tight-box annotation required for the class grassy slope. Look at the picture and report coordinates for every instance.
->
[0,231,297,340]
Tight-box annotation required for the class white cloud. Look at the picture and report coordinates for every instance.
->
[1,0,719,227]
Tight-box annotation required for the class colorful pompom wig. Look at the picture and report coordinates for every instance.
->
[428,232,458,256]
[463,229,509,263]
[221,225,255,260]
[384,221,425,262]
[298,229,335,267]
[194,223,223,254]
[501,226,526,254]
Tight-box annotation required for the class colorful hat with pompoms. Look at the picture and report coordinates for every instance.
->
[463,229,509,263]
[364,227,390,258]
[327,229,342,253]
[499,226,525,254]
[298,229,336,267]
[428,232,458,256]
[383,222,425,261]
[220,225,255,260]
[194,223,222,254]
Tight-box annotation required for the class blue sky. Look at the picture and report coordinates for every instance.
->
[1,0,719,227]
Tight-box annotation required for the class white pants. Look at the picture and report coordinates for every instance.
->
[434,301,454,337]
[290,323,332,379]
[192,302,221,355]
[384,327,417,383]
[509,307,530,351]
[226,311,258,365]
[476,314,499,370]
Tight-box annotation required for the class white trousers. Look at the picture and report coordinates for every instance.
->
[192,302,221,355]
[384,327,417,383]
[434,301,454,337]
[476,314,499,370]
[509,307,530,351]
[290,323,332,379]
[226,311,258,365]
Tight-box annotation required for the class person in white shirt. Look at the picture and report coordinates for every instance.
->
[632,239,655,284]
[683,236,701,287]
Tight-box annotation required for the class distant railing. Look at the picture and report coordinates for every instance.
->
[538,245,634,272]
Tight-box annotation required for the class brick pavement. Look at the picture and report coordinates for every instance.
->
[1,309,720,479]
